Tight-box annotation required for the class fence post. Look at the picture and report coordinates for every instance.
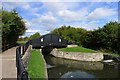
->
[22,46,25,55]
[16,48,18,67]
[18,46,21,55]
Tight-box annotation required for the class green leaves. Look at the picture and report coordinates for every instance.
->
[51,26,86,45]
[2,9,26,45]
[29,32,41,39]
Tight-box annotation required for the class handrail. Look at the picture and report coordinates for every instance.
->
[16,41,30,80]
[2,42,16,51]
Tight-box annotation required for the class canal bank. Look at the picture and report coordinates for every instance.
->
[42,46,120,79]
[44,54,120,79]
[50,48,103,61]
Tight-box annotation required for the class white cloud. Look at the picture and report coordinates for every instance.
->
[3,2,31,10]
[42,2,68,10]
[24,13,58,31]
[2,2,41,17]
[42,2,79,11]
[22,4,31,9]
[58,9,88,22]
[40,15,57,23]
[26,30,40,33]
[23,19,36,27]
[58,7,117,22]
[83,21,100,30]
[30,13,58,24]
[73,21,101,30]
[2,0,119,2]
[87,7,117,20]
[39,14,58,30]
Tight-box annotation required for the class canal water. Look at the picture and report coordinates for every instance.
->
[44,55,120,79]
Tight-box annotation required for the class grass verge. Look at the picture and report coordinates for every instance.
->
[59,46,98,53]
[59,46,120,57]
[28,49,46,78]
[103,52,120,57]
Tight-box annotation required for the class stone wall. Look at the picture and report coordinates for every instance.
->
[50,49,103,61]
[22,45,32,70]
[50,56,103,70]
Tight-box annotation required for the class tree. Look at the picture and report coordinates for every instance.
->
[29,32,41,39]
[97,22,118,52]
[81,22,119,53]
[51,26,86,45]
[2,9,26,48]
[118,23,120,54]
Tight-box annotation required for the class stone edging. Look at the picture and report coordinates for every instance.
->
[39,49,48,79]
[50,49,103,61]
[22,45,32,70]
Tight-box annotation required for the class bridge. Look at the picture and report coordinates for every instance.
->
[30,34,67,49]
[29,34,68,54]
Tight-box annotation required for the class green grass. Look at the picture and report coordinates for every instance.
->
[59,46,98,53]
[103,52,120,57]
[17,41,26,44]
[28,49,46,78]
[59,46,120,57]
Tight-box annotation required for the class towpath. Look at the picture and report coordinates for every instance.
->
[0,47,17,79]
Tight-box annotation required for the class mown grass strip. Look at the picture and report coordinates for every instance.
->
[28,49,45,78]
[59,46,98,53]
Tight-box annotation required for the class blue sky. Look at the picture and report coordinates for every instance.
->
[2,1,118,37]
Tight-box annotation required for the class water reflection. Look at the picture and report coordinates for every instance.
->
[44,55,120,78]
[60,71,95,78]
[49,56,103,70]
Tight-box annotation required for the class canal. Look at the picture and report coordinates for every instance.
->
[44,54,120,79]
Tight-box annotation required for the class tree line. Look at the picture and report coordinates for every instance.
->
[51,22,120,54]
[18,32,40,41]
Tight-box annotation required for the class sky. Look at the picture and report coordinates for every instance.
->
[2,1,119,37]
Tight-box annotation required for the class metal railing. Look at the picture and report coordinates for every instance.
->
[2,42,16,51]
[16,41,31,80]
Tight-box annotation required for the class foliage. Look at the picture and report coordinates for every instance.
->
[51,26,86,45]
[29,32,40,39]
[59,46,98,53]
[89,22,119,52]
[17,41,27,44]
[28,50,46,78]
[2,9,26,46]
[18,37,29,41]
[18,32,40,41]
[51,22,119,54]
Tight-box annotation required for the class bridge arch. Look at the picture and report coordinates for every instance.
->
[30,34,67,54]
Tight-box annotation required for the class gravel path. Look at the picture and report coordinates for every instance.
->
[0,47,17,79]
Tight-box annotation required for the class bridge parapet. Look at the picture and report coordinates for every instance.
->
[30,34,67,49]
